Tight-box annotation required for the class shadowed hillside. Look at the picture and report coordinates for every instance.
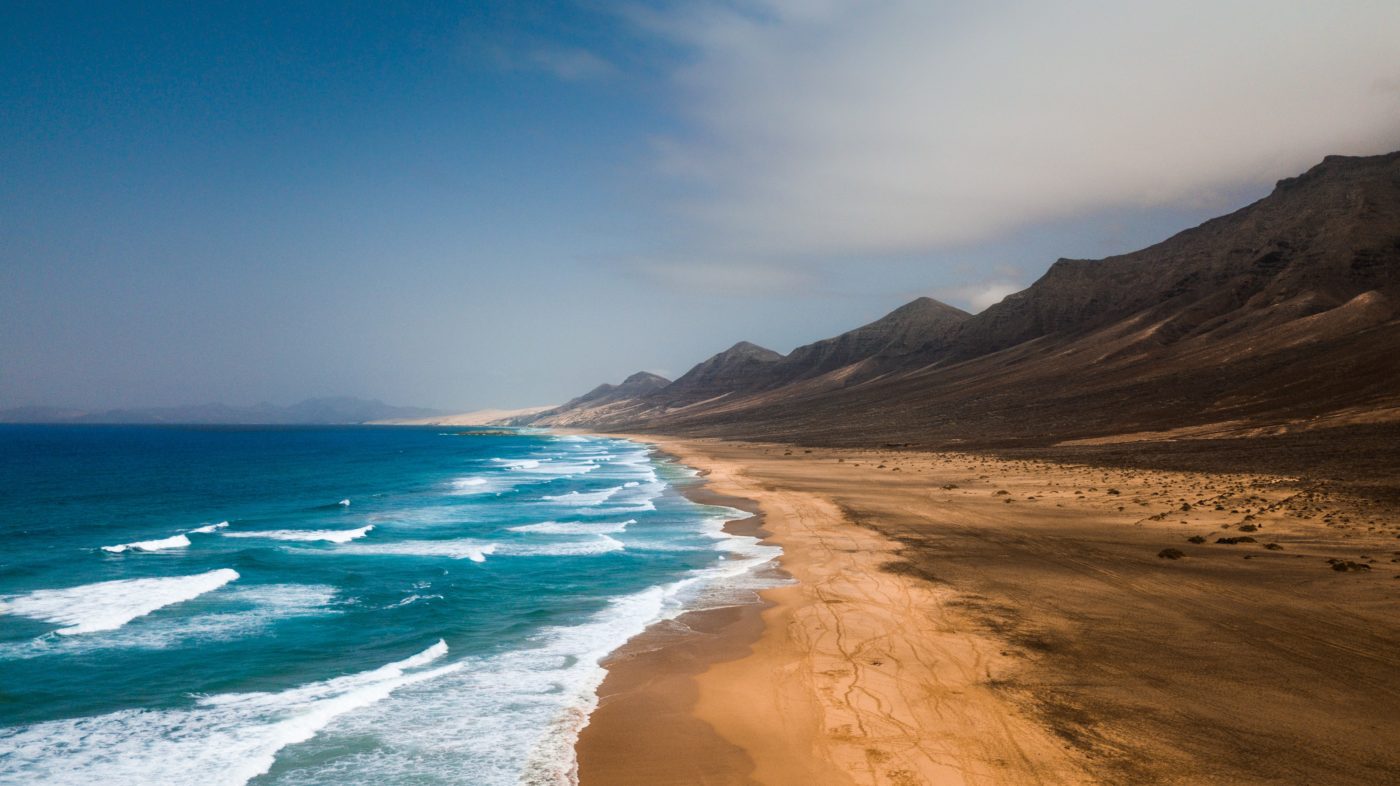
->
[522,152,1400,482]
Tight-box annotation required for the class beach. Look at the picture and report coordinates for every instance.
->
[579,437,1400,785]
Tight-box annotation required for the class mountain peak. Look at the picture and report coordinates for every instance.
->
[718,341,784,361]
[619,371,671,389]
[871,297,971,328]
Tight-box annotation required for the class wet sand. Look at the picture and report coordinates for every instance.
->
[578,437,1400,785]
[575,474,771,786]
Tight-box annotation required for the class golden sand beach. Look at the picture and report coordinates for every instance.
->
[578,438,1400,786]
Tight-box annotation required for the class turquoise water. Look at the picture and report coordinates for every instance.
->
[0,425,777,785]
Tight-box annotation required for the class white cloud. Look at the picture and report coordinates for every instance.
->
[638,1,1400,258]
[944,281,1024,313]
[631,259,814,294]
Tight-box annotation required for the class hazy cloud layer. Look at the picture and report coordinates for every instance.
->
[643,0,1400,257]
[943,280,1023,312]
[632,259,815,295]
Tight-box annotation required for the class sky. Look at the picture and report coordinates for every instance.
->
[4,1,1399,411]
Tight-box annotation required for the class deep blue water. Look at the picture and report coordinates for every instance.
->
[0,425,776,785]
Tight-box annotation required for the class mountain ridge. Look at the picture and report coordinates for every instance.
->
[523,151,1400,448]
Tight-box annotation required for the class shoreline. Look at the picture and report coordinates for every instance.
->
[643,438,1084,786]
[576,435,1400,785]
[574,444,779,785]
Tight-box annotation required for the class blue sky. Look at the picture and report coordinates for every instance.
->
[4,1,1399,410]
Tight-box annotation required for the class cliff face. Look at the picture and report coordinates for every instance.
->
[539,152,1400,447]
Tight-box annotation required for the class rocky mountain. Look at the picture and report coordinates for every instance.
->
[517,297,971,426]
[949,152,1400,362]
[772,296,969,385]
[647,342,785,409]
[531,151,1400,448]
[0,397,445,425]
[518,371,671,427]
[565,372,672,409]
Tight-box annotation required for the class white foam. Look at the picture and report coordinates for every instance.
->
[540,486,621,506]
[496,457,600,478]
[286,587,673,785]
[338,540,498,562]
[0,584,339,659]
[386,593,442,609]
[507,519,635,535]
[333,533,624,562]
[338,499,351,507]
[203,443,782,785]
[612,450,653,467]
[529,462,599,477]
[0,640,459,786]
[618,480,666,501]
[222,525,373,544]
[499,535,625,557]
[189,521,230,534]
[101,533,192,553]
[576,501,656,516]
[280,524,779,785]
[0,569,240,635]
[448,476,519,496]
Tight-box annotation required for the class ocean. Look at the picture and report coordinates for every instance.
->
[0,425,778,785]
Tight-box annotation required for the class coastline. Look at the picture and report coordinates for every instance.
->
[578,435,1400,785]
[574,445,777,785]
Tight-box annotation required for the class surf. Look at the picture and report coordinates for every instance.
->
[0,569,240,635]
[221,524,374,543]
[0,639,458,786]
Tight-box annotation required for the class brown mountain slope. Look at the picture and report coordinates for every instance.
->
[949,152,1400,361]
[522,297,973,426]
[769,296,970,386]
[579,152,1400,449]
[628,341,785,410]
[517,371,670,427]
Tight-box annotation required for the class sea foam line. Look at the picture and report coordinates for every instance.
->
[228,441,782,784]
[0,584,338,659]
[0,569,240,635]
[222,525,374,543]
[101,534,190,554]
[317,505,781,785]
[333,534,625,562]
[0,639,459,786]
[539,487,622,506]
[102,521,230,553]
[336,540,498,562]
[507,519,635,535]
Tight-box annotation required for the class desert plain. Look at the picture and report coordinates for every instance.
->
[578,437,1400,786]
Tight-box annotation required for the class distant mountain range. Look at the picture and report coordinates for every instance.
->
[513,151,1400,449]
[0,397,445,425]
